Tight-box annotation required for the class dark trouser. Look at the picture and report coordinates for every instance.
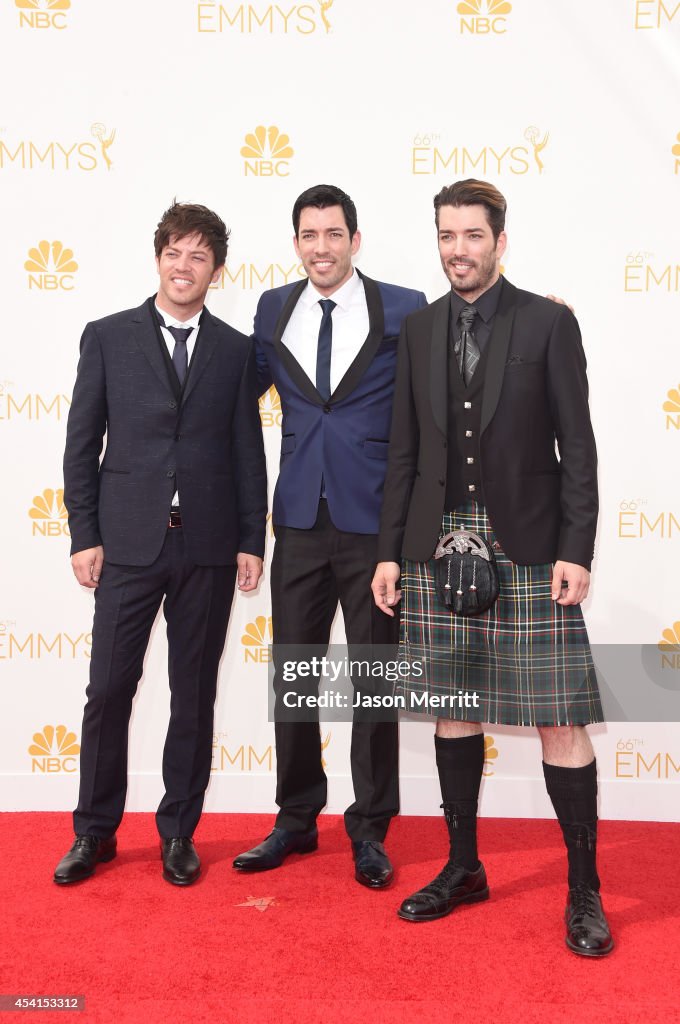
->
[271,501,400,842]
[73,528,236,839]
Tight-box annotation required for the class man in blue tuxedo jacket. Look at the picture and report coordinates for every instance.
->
[233,185,427,887]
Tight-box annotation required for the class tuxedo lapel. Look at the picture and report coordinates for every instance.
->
[181,308,219,405]
[271,279,322,405]
[331,271,384,404]
[429,294,450,439]
[480,278,517,434]
[132,299,179,400]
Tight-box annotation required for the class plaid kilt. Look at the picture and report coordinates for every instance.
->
[398,503,603,726]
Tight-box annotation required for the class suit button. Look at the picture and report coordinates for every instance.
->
[169,401,177,410]
[438,478,445,486]
[167,470,175,478]
[323,404,331,414]
[442,440,447,449]
[175,434,181,441]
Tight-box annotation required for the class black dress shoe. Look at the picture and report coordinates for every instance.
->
[565,884,614,957]
[352,840,393,888]
[53,834,117,885]
[397,861,489,922]
[161,837,201,886]
[232,827,318,871]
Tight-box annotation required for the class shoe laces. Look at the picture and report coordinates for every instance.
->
[74,835,99,850]
[418,861,465,899]
[569,884,599,917]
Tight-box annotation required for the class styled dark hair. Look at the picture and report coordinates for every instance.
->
[154,201,230,268]
[292,184,358,239]
[433,179,507,241]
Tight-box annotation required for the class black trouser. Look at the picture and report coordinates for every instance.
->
[74,528,236,839]
[271,501,400,842]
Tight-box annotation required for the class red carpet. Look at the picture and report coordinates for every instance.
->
[1,813,678,1024]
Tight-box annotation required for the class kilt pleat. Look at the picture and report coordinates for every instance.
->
[398,503,603,726]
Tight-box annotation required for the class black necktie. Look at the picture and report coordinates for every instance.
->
[316,299,336,400]
[166,325,193,385]
[455,305,480,386]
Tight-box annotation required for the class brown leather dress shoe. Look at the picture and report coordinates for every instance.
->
[53,835,117,885]
[565,885,614,957]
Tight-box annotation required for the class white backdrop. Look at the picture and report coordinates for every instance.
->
[1,0,678,822]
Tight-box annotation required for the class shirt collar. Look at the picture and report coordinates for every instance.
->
[155,301,202,331]
[450,274,503,324]
[302,267,361,312]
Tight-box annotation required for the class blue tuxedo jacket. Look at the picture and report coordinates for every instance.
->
[254,271,427,534]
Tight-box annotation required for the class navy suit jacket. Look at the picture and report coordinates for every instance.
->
[64,298,267,566]
[253,271,427,535]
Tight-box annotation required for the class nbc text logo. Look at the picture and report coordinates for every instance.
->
[242,615,272,662]
[259,386,283,428]
[483,735,498,776]
[29,725,80,773]
[634,0,680,29]
[25,241,78,291]
[16,0,69,29]
[412,125,548,176]
[241,125,294,177]
[664,385,680,430]
[624,252,680,291]
[457,0,511,34]
[210,261,305,290]
[197,0,334,34]
[0,122,115,172]
[29,488,70,537]
[618,499,679,539]
[658,620,680,670]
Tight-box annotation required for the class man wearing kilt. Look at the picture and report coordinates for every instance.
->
[371,179,613,957]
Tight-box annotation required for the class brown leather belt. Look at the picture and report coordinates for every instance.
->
[168,508,182,528]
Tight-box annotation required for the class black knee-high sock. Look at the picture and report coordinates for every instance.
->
[543,759,600,891]
[435,733,484,871]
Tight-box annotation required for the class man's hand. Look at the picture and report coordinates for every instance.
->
[71,546,104,589]
[545,294,575,314]
[371,561,402,617]
[237,553,263,592]
[551,560,590,606]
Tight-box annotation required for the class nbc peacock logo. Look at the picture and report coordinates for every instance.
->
[29,487,70,538]
[16,0,70,30]
[664,384,680,431]
[241,126,294,178]
[25,241,78,292]
[483,735,498,776]
[321,732,331,768]
[457,0,511,34]
[242,615,273,663]
[673,132,680,174]
[658,620,680,670]
[29,725,80,773]
[259,386,283,428]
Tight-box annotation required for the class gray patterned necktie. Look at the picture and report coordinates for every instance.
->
[456,305,479,386]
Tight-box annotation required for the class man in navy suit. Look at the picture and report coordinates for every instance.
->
[54,202,267,887]
[233,185,427,887]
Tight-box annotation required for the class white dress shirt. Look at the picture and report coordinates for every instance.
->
[281,270,369,394]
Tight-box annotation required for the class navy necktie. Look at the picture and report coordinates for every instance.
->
[316,299,336,400]
[165,325,193,385]
[455,305,479,386]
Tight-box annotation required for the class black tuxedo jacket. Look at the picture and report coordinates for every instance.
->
[64,298,267,566]
[377,278,598,569]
